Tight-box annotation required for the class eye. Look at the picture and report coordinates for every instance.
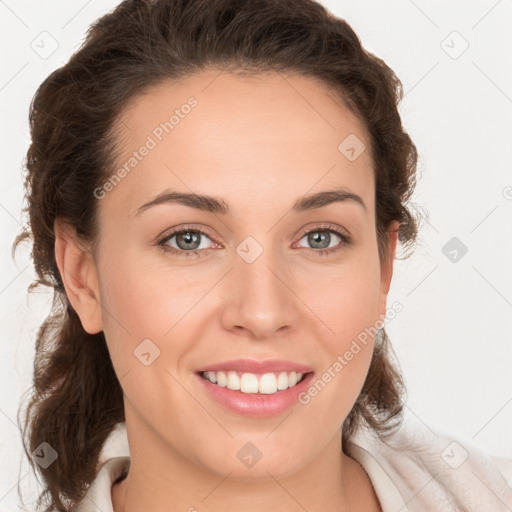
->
[295,223,352,256]
[157,226,216,258]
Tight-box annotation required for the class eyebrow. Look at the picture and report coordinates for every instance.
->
[134,186,366,217]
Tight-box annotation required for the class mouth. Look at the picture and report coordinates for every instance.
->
[198,370,309,395]
[195,359,314,417]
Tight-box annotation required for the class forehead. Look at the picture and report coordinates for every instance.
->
[104,70,375,221]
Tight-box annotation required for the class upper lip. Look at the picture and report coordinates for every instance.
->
[197,359,313,374]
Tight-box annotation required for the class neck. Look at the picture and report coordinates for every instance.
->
[112,411,381,512]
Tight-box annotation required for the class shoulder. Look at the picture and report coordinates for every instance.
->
[348,413,512,511]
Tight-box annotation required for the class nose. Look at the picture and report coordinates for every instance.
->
[220,247,300,341]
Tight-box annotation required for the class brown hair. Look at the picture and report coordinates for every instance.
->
[14,0,420,510]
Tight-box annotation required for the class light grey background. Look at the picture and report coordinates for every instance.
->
[1,0,511,509]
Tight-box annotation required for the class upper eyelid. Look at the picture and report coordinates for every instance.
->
[295,223,350,239]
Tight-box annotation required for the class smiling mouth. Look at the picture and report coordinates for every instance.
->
[199,370,309,395]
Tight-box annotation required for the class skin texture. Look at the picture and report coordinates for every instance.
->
[54,70,398,511]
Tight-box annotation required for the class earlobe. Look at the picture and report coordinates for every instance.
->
[54,218,103,334]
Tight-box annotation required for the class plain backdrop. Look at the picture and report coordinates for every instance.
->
[1,0,511,509]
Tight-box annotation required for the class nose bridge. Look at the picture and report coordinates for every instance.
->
[221,235,299,338]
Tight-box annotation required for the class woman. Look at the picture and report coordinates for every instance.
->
[15,0,512,511]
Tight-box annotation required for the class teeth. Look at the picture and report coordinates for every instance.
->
[226,371,241,391]
[258,373,277,394]
[201,370,306,394]
[216,371,227,387]
[277,372,289,390]
[240,373,259,393]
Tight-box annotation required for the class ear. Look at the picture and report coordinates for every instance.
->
[378,220,400,319]
[54,218,103,334]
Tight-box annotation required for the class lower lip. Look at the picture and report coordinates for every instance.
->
[196,372,314,417]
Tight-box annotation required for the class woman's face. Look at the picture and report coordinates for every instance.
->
[79,70,397,479]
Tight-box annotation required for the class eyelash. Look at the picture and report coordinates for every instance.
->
[156,223,353,259]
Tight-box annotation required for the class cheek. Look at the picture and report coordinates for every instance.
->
[95,248,216,371]
[297,253,383,345]
[319,282,380,338]
[293,256,382,414]
[94,249,161,369]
